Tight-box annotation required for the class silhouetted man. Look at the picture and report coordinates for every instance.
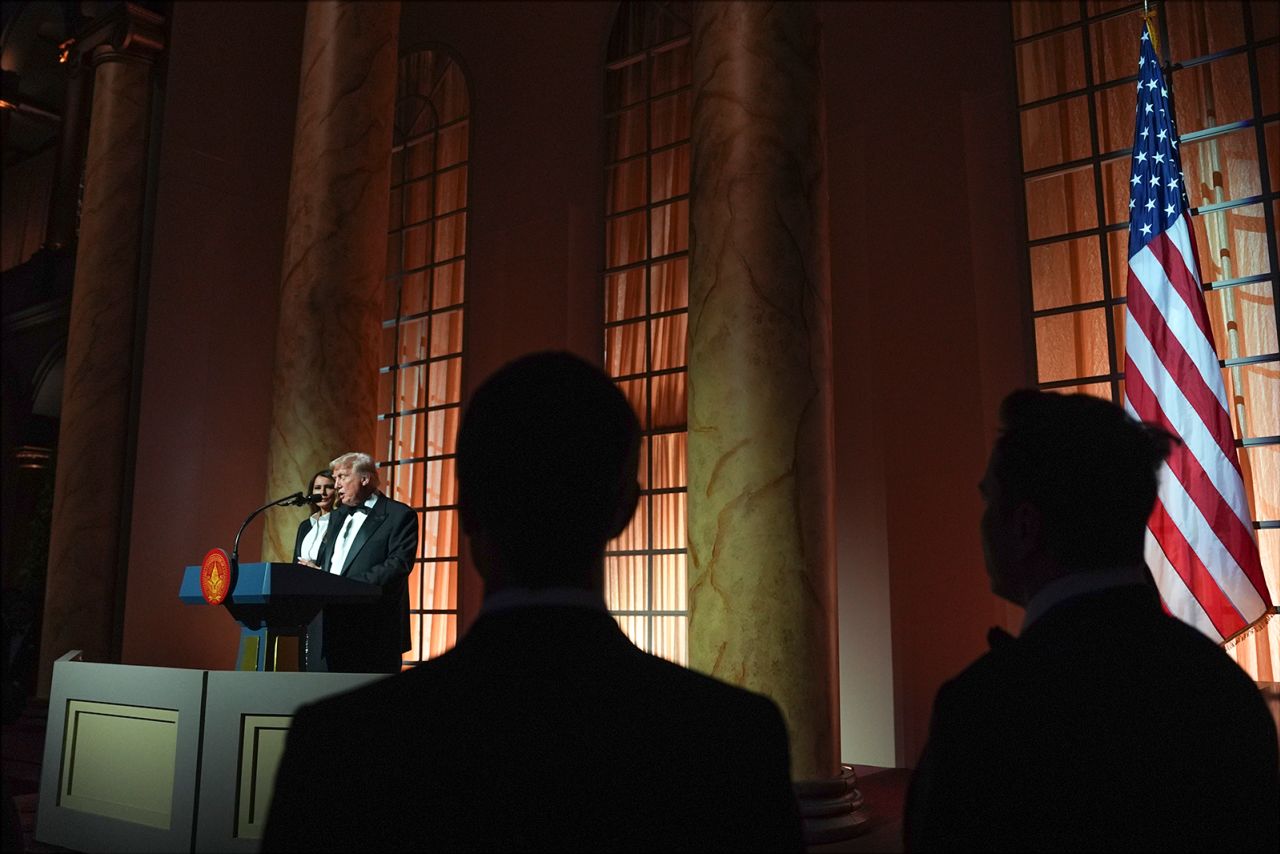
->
[904,390,1279,851]
[264,352,804,852]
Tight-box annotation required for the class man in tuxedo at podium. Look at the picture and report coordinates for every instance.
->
[304,451,416,673]
[904,390,1279,852]
[264,352,804,852]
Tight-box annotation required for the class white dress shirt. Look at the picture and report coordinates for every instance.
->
[1021,564,1151,632]
[298,512,331,563]
[329,494,379,575]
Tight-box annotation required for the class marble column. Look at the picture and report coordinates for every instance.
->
[261,1,400,562]
[688,2,852,825]
[38,4,165,696]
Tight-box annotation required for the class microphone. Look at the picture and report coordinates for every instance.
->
[230,492,316,567]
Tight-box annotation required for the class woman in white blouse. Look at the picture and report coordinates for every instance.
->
[293,469,336,566]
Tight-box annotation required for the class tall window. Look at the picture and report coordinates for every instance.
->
[380,48,469,666]
[1011,1,1278,671]
[603,2,693,665]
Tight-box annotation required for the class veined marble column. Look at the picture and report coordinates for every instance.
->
[38,4,165,696]
[688,4,854,832]
[262,1,399,562]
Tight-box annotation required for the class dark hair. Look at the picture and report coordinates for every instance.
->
[306,469,334,507]
[457,351,640,585]
[991,390,1175,569]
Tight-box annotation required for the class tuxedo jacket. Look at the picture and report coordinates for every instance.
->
[311,494,417,673]
[904,584,1279,852]
[263,605,805,852]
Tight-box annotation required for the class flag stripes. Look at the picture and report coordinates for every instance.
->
[1121,22,1271,643]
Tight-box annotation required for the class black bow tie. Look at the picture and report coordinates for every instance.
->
[345,504,370,516]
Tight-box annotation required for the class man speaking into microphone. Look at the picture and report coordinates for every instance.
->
[304,451,417,673]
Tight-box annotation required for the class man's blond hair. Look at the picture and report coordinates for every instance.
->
[329,451,380,487]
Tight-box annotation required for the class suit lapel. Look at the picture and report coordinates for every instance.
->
[339,494,389,576]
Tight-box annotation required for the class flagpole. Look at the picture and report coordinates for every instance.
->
[1143,0,1161,56]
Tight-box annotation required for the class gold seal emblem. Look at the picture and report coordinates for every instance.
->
[200,548,233,605]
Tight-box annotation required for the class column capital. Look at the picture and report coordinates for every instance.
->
[66,3,166,68]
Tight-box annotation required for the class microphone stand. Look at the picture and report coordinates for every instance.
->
[231,493,309,571]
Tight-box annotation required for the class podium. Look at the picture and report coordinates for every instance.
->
[179,562,379,671]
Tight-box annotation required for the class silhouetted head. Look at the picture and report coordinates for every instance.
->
[457,352,641,591]
[980,390,1174,605]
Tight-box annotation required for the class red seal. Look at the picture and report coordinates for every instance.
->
[200,548,233,605]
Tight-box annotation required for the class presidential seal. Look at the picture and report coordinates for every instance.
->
[200,547,233,606]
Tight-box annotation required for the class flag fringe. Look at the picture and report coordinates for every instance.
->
[1221,607,1279,651]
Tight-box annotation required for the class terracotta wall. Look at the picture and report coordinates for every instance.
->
[119,1,306,669]
[823,1,1032,767]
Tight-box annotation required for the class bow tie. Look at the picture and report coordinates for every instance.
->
[345,504,370,516]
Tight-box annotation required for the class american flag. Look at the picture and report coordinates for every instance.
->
[1122,22,1272,641]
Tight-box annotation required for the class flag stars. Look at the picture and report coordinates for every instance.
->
[1165,203,1177,217]
[1150,174,1161,187]
[1131,173,1142,186]
[1137,151,1148,163]
[1129,198,1136,210]
[1146,103,1154,114]
[1154,152,1166,165]
[1168,176,1179,190]
[1147,79,1158,91]
[1145,198,1157,212]
[1141,222,1153,236]
[1157,129,1168,142]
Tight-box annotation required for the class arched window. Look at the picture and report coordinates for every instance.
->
[1011,1,1278,673]
[603,2,693,665]
[379,47,470,666]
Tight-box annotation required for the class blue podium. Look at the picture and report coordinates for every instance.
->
[179,562,380,671]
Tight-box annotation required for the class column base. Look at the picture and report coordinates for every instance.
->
[793,764,872,845]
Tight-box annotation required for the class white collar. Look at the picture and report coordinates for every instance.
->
[1022,564,1150,632]
[479,586,608,618]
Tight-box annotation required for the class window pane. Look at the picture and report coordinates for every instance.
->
[650,91,691,148]
[407,135,435,180]
[434,212,466,263]
[438,120,468,168]
[650,199,689,257]
[1207,282,1278,360]
[651,256,688,312]
[405,176,434,226]
[1022,95,1093,171]
[1016,28,1086,104]
[606,268,646,322]
[653,553,687,610]
[1026,164,1098,240]
[1089,9,1147,86]
[430,309,464,358]
[608,105,647,160]
[1167,1,1246,64]
[422,560,458,609]
[653,491,686,550]
[421,509,459,557]
[404,223,431,270]
[397,317,427,365]
[1099,155,1135,225]
[1222,360,1280,438]
[1181,130,1262,208]
[608,158,647,214]
[428,357,462,406]
[1034,308,1111,382]
[650,144,690,203]
[652,432,687,489]
[1171,54,1253,134]
[1107,227,1130,298]
[651,616,687,666]
[651,370,687,429]
[426,458,457,506]
[1261,46,1278,116]
[398,364,424,412]
[1030,236,1104,310]
[606,320,648,377]
[1190,203,1272,283]
[1012,1,1079,39]
[1094,82,1138,156]
[610,495,649,553]
[1239,444,1279,521]
[607,59,646,108]
[401,271,429,317]
[433,260,465,309]
[394,411,426,460]
[604,555,647,611]
[606,211,647,267]
[650,313,688,371]
[426,406,459,457]
[650,42,691,94]
[436,166,467,215]
[617,378,648,429]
